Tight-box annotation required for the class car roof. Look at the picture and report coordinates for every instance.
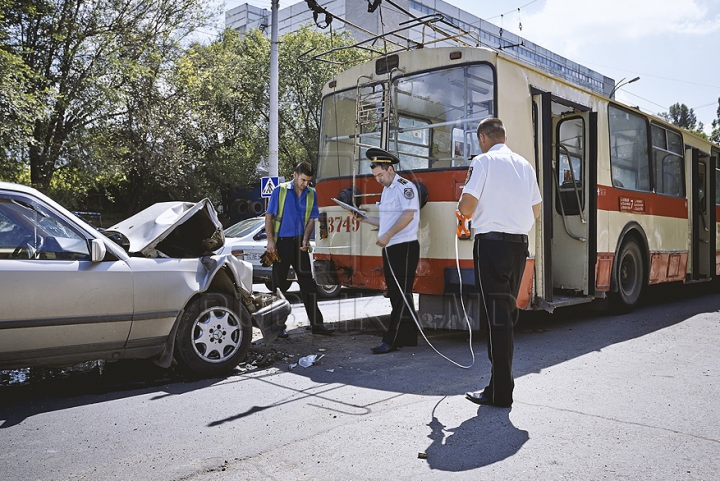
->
[1,181,47,198]
[224,216,265,238]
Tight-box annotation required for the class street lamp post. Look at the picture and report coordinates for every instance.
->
[269,0,279,178]
[608,76,640,99]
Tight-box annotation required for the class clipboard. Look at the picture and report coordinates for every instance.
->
[332,197,367,218]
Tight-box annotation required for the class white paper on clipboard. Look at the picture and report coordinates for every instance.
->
[332,197,367,218]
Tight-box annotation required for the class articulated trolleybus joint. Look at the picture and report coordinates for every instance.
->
[455,210,471,240]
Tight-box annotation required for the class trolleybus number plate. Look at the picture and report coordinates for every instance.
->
[327,215,360,233]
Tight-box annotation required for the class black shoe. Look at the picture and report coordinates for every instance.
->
[311,325,334,336]
[465,391,493,405]
[465,391,511,407]
[277,329,289,339]
[371,342,398,354]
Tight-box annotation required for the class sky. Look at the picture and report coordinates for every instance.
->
[217,0,720,134]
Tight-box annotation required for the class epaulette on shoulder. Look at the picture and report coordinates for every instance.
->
[397,177,408,185]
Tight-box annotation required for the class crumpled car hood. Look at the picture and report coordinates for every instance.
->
[105,199,224,258]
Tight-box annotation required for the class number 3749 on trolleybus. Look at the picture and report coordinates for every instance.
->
[309,45,720,329]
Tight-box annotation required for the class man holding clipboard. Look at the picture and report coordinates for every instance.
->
[348,148,420,354]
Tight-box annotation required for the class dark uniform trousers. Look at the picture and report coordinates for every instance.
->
[473,235,528,406]
[381,240,420,347]
[272,236,324,327]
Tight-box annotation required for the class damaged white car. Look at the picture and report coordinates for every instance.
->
[0,182,289,377]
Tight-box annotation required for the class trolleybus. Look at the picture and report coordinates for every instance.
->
[310,45,720,329]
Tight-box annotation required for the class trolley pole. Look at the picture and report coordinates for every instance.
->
[268,0,279,177]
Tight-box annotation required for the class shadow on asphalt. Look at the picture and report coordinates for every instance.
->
[423,397,529,471]
[1,280,718,449]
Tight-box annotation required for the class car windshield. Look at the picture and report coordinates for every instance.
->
[224,217,264,238]
[0,195,91,260]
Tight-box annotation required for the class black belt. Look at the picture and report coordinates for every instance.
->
[277,236,301,240]
[476,232,528,243]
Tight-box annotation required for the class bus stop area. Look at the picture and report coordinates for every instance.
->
[1,283,719,480]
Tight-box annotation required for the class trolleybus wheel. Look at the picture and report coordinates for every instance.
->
[610,237,644,312]
[316,283,341,299]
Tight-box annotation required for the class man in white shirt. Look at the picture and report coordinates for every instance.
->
[458,117,542,407]
[355,148,420,354]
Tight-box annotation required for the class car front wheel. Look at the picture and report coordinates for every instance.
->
[174,293,251,376]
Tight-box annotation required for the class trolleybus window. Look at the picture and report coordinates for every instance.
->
[390,64,493,172]
[609,105,651,192]
[651,124,685,197]
[316,63,494,180]
[556,117,585,215]
[318,87,377,180]
[390,116,432,171]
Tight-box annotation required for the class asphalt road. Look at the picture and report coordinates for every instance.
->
[1,281,719,480]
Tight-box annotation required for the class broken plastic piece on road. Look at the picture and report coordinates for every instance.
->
[298,354,325,368]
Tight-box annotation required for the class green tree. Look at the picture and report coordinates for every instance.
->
[710,97,720,144]
[2,4,367,213]
[171,29,270,211]
[1,0,211,194]
[277,26,365,177]
[170,27,364,210]
[659,103,704,135]
[0,0,46,181]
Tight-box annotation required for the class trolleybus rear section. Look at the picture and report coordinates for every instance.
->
[312,46,720,329]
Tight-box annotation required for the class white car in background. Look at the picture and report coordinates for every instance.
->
[218,216,341,299]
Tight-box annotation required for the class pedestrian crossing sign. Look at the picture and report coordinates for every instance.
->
[261,176,279,198]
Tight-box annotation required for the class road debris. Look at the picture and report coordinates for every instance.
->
[298,354,325,368]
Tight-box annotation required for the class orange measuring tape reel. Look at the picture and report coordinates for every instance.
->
[455,210,471,239]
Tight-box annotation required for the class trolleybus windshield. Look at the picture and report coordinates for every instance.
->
[317,63,495,180]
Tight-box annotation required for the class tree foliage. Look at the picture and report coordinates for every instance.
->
[0,0,46,180]
[277,26,365,177]
[711,97,720,144]
[1,0,211,198]
[170,29,271,211]
[659,103,705,136]
[1,2,366,215]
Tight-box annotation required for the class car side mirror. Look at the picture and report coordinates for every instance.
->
[254,231,267,241]
[90,238,107,262]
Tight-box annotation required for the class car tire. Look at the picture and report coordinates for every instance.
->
[317,283,341,299]
[174,293,251,376]
[265,279,292,293]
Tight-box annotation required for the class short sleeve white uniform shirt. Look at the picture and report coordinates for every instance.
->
[377,174,420,247]
[462,143,542,236]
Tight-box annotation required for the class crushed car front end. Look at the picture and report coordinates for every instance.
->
[104,199,291,374]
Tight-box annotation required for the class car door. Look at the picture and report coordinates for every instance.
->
[0,189,134,369]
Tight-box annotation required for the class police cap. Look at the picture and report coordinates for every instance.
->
[366,147,400,165]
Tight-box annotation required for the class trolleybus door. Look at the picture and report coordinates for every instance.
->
[533,90,596,310]
[532,92,551,304]
[689,147,715,281]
